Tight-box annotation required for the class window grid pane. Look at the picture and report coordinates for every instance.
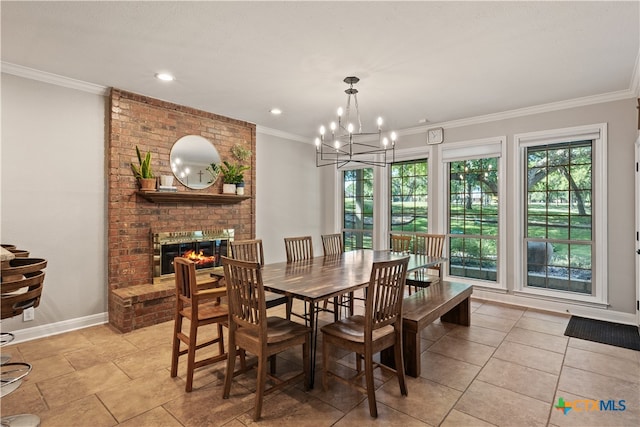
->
[390,159,428,232]
[448,158,499,282]
[525,141,593,294]
[343,168,373,250]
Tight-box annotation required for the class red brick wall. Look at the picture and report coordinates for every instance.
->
[107,89,255,329]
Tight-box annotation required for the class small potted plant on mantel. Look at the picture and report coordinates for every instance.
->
[130,146,155,191]
[218,161,250,194]
[216,143,252,195]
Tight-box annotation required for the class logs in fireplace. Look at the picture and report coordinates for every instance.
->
[152,229,234,282]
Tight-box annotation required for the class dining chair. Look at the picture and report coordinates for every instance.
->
[406,233,445,294]
[284,235,314,262]
[321,256,409,417]
[230,239,291,318]
[321,233,343,256]
[221,256,311,421]
[390,233,412,253]
[321,233,354,317]
[170,257,229,392]
[284,236,318,321]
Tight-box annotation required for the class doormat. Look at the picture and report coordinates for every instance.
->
[564,316,640,351]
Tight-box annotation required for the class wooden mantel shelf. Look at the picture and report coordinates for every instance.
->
[136,191,250,204]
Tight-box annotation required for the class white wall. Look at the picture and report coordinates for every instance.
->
[255,130,323,263]
[1,73,107,332]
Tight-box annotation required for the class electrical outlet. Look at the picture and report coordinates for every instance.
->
[23,307,35,322]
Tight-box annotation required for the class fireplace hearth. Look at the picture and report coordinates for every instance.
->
[152,229,234,282]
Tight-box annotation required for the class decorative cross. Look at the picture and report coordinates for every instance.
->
[198,170,204,182]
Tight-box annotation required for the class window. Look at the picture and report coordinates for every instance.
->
[515,124,607,304]
[525,141,593,294]
[390,159,428,233]
[448,157,499,282]
[441,137,506,289]
[343,168,373,250]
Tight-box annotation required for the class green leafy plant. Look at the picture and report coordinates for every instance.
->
[219,161,249,184]
[207,162,221,184]
[230,143,252,163]
[130,146,154,179]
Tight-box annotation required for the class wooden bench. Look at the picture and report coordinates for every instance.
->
[381,281,473,377]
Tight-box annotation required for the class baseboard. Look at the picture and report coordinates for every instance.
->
[471,289,637,326]
[7,312,109,344]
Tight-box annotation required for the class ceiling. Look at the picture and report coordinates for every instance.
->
[2,1,639,141]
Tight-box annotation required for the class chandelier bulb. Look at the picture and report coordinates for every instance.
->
[347,123,354,134]
[319,125,325,136]
[315,137,320,147]
[377,117,383,129]
[330,121,337,132]
[337,107,343,117]
[383,137,389,147]
[334,139,340,149]
[391,131,397,142]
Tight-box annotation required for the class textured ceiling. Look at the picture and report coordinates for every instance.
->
[2,1,638,141]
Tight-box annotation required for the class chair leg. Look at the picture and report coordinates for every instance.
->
[322,336,330,391]
[286,297,292,320]
[254,353,268,421]
[348,291,354,316]
[170,314,182,378]
[217,323,225,355]
[364,351,377,417]
[394,331,408,396]
[222,330,237,399]
[303,336,310,391]
[269,355,276,374]
[185,318,198,392]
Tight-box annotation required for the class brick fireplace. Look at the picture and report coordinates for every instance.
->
[107,89,255,332]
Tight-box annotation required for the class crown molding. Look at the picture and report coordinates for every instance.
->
[401,87,637,136]
[1,62,108,96]
[256,125,308,143]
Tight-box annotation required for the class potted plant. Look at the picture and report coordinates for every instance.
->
[216,143,252,194]
[130,146,155,191]
[219,161,250,194]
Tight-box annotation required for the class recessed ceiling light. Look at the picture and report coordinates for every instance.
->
[155,73,175,82]
[270,108,282,115]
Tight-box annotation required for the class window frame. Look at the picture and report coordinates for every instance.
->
[439,136,507,290]
[389,156,430,235]
[513,123,608,305]
[340,165,375,251]
[384,147,434,243]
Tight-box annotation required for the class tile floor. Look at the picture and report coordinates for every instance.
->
[2,298,639,426]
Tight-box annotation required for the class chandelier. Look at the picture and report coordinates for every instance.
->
[314,76,396,168]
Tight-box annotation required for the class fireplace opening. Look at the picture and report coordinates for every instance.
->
[152,229,233,282]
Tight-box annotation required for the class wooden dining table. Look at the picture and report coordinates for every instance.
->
[259,249,445,387]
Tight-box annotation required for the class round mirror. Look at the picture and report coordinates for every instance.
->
[170,135,221,189]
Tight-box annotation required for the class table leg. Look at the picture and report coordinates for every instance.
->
[308,300,318,389]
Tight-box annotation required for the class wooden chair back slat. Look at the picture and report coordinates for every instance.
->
[284,236,314,262]
[321,233,344,256]
[231,239,265,265]
[222,256,267,335]
[389,234,411,253]
[413,233,445,271]
[365,257,409,332]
